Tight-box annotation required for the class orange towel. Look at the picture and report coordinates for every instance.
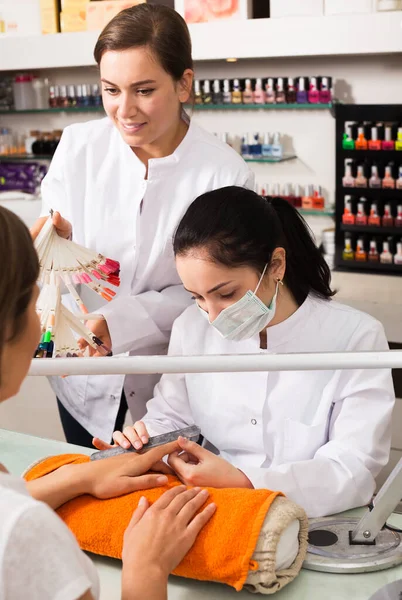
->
[25,453,282,591]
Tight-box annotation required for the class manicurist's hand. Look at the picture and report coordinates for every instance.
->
[121,485,216,600]
[168,437,254,489]
[77,317,112,357]
[30,211,72,241]
[93,420,150,452]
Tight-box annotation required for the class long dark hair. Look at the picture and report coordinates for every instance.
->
[0,207,39,380]
[173,186,335,306]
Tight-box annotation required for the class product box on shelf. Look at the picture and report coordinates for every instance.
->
[0,0,42,35]
[86,0,146,30]
[325,0,373,15]
[174,0,252,23]
[60,0,88,32]
[39,0,61,34]
[270,0,324,18]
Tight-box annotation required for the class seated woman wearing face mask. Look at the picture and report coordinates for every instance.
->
[96,186,395,519]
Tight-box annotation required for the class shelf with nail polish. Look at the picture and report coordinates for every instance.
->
[340,234,402,272]
[342,122,402,153]
[258,182,331,214]
[244,155,296,164]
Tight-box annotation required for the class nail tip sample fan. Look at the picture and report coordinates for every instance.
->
[34,213,120,359]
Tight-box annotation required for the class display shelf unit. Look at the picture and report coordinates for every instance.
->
[1,13,402,70]
[335,104,402,276]
[0,106,103,115]
[0,154,52,161]
[244,155,296,164]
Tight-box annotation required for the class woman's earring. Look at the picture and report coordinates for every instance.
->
[276,277,284,286]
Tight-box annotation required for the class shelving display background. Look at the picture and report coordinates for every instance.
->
[335,104,402,276]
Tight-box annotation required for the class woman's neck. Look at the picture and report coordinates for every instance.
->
[132,118,189,172]
[268,284,299,328]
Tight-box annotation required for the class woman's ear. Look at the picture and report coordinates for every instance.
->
[269,248,286,281]
[178,69,194,104]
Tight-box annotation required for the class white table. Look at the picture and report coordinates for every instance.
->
[2,428,402,599]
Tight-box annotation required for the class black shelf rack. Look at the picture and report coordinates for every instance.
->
[335,104,402,276]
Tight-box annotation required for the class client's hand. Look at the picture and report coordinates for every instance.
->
[121,486,216,599]
[78,317,112,357]
[93,420,150,451]
[168,437,254,489]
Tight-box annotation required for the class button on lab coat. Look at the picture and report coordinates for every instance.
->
[40,116,254,441]
[143,296,395,518]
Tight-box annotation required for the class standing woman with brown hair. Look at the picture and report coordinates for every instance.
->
[31,4,254,448]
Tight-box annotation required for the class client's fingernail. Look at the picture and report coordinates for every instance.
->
[139,496,147,506]
[200,489,209,496]
[141,436,148,444]
[134,441,142,449]
[157,476,168,484]
[123,441,130,449]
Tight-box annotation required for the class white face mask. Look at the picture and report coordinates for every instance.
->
[197,265,281,342]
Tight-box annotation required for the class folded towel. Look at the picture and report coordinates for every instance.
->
[25,454,308,593]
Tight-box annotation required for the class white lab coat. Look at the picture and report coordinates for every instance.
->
[143,295,395,518]
[40,116,254,441]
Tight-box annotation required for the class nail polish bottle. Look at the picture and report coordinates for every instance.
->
[382,126,395,150]
[58,85,68,108]
[231,79,242,104]
[282,183,292,204]
[312,185,324,210]
[241,133,249,159]
[355,126,368,150]
[380,240,393,264]
[90,83,102,107]
[202,80,212,104]
[193,80,202,104]
[297,77,308,104]
[81,84,91,107]
[355,237,367,262]
[342,124,355,150]
[67,84,77,107]
[343,161,355,187]
[261,183,270,196]
[212,79,223,105]
[242,78,253,104]
[356,200,368,226]
[253,78,265,104]
[291,184,301,208]
[302,184,314,210]
[247,132,258,158]
[368,240,379,263]
[252,133,262,158]
[222,79,232,104]
[395,127,402,151]
[394,242,402,265]
[342,196,355,225]
[396,205,402,227]
[272,183,280,197]
[286,77,297,104]
[48,85,59,108]
[368,126,382,151]
[355,165,367,188]
[397,166,402,189]
[369,165,382,188]
[342,237,354,261]
[319,77,332,104]
[286,184,297,206]
[271,132,283,159]
[382,165,395,189]
[275,78,286,104]
[308,77,320,104]
[265,78,275,104]
[368,202,381,226]
[382,204,394,227]
[262,132,272,157]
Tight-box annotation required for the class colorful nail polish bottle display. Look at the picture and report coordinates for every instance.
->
[302,185,313,209]
[271,132,283,159]
[355,200,368,226]
[202,79,212,104]
[355,237,367,261]
[342,196,355,225]
[355,165,367,188]
[262,132,272,157]
[368,202,381,226]
[382,126,395,150]
[368,126,382,151]
[253,78,265,104]
[265,78,275,104]
[293,184,302,208]
[212,79,222,104]
[297,77,308,104]
[382,165,395,189]
[342,124,355,150]
[308,77,319,104]
[342,237,354,261]
[396,166,402,189]
[396,205,402,227]
[319,77,332,104]
[369,165,382,188]
[222,79,232,104]
[231,79,242,104]
[380,240,393,264]
[382,204,394,227]
[275,78,286,104]
[286,77,297,104]
[242,78,253,104]
[368,240,379,263]
[396,127,402,151]
[343,161,355,187]
[355,126,368,150]
[394,242,402,265]
[312,185,324,210]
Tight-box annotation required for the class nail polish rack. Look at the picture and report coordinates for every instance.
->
[335,104,402,275]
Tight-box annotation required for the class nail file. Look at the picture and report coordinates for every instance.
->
[90,425,201,461]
